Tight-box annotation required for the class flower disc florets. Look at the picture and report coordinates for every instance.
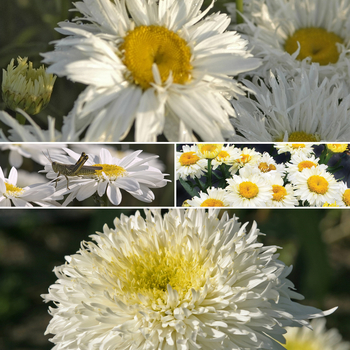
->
[43,209,335,350]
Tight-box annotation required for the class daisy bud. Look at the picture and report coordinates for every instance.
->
[2,57,56,115]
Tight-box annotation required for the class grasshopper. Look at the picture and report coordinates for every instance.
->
[43,151,103,189]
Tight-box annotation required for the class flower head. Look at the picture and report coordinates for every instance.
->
[2,57,56,115]
[42,0,260,141]
[176,144,207,180]
[326,144,348,153]
[186,187,229,207]
[197,144,223,159]
[43,209,336,350]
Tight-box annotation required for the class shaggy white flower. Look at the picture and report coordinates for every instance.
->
[230,0,350,91]
[42,209,336,350]
[42,0,261,142]
[292,167,341,206]
[254,152,285,177]
[176,144,207,180]
[229,146,261,174]
[226,165,271,207]
[266,173,298,207]
[230,68,350,142]
[274,143,315,157]
[186,187,229,207]
[0,166,57,207]
[284,318,350,350]
[43,148,169,206]
[211,144,240,170]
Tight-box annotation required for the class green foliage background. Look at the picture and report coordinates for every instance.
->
[0,209,350,349]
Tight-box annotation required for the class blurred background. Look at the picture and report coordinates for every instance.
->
[0,209,349,349]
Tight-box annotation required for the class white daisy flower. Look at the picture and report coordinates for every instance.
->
[231,0,350,91]
[229,146,261,174]
[292,166,341,206]
[226,164,271,207]
[0,166,57,207]
[284,318,350,350]
[186,187,229,207]
[43,148,169,206]
[254,151,285,177]
[338,182,350,207]
[230,68,350,142]
[266,173,298,207]
[176,144,207,180]
[42,209,336,350]
[211,144,240,169]
[285,153,327,182]
[197,144,223,159]
[275,143,315,157]
[42,0,261,142]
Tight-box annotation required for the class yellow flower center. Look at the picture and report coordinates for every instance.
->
[200,198,224,207]
[342,189,350,206]
[272,185,287,201]
[307,175,329,194]
[239,181,259,199]
[258,162,276,173]
[198,144,222,159]
[120,25,192,89]
[323,201,338,207]
[216,150,230,161]
[5,183,24,197]
[284,27,343,65]
[238,154,251,164]
[326,144,348,153]
[93,164,126,180]
[284,339,318,350]
[117,248,207,302]
[298,160,317,172]
[277,132,318,142]
[179,152,200,166]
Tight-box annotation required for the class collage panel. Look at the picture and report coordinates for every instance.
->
[0,143,175,207]
[0,209,349,349]
[176,143,350,208]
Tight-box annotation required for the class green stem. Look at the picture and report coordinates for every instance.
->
[207,159,212,189]
[236,0,244,24]
[15,112,26,125]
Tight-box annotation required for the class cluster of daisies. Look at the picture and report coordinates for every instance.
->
[2,0,350,142]
[42,209,347,350]
[0,144,169,207]
[177,143,350,207]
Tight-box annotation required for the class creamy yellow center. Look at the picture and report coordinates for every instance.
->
[120,25,192,89]
[239,181,259,198]
[327,144,348,153]
[307,175,328,194]
[272,185,287,201]
[5,183,24,197]
[216,150,230,161]
[277,132,318,142]
[258,162,276,173]
[238,154,251,164]
[343,189,350,206]
[284,27,343,65]
[179,152,200,166]
[93,164,126,180]
[298,160,317,171]
[200,198,224,207]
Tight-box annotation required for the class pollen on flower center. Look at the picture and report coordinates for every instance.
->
[298,161,317,171]
[238,154,251,164]
[200,198,224,207]
[258,162,276,173]
[5,183,24,197]
[277,132,319,142]
[272,185,287,201]
[239,181,259,198]
[307,175,329,194]
[343,189,350,206]
[119,248,207,301]
[179,152,200,166]
[217,150,230,161]
[284,339,317,350]
[93,164,126,180]
[120,25,192,90]
[284,27,343,65]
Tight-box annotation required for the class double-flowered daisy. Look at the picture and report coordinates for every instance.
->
[176,144,207,180]
[229,146,261,174]
[292,166,341,206]
[43,148,168,206]
[231,0,350,91]
[266,173,298,207]
[254,151,285,177]
[230,68,350,142]
[42,0,261,142]
[211,144,240,169]
[275,143,315,157]
[186,187,229,207]
[0,166,56,207]
[42,209,336,350]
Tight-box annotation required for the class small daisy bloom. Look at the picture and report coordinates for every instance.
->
[254,152,285,177]
[326,144,348,153]
[211,144,240,169]
[42,0,261,142]
[0,166,56,207]
[231,0,350,91]
[226,165,271,207]
[186,187,229,207]
[275,143,315,157]
[42,209,336,350]
[286,153,327,182]
[266,173,298,207]
[43,148,169,206]
[293,167,341,206]
[338,182,350,207]
[229,146,261,174]
[284,318,350,350]
[197,144,223,159]
[230,68,350,142]
[176,144,207,180]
